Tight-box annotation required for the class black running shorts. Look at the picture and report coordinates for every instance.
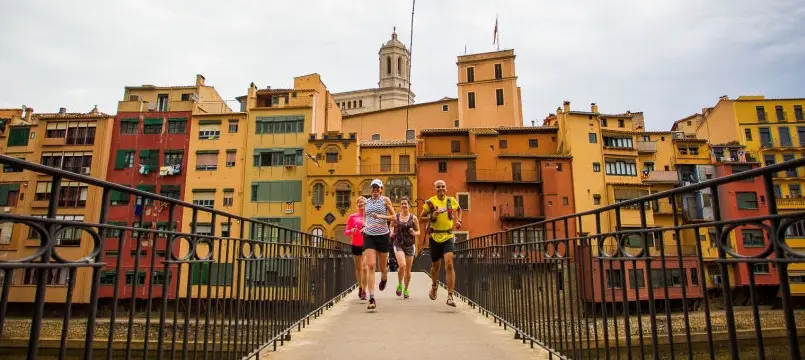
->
[363,233,391,253]
[429,237,455,262]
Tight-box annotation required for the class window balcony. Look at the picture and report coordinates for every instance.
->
[777,197,805,210]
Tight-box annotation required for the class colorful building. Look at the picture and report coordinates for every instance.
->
[416,126,575,240]
[0,106,114,303]
[304,132,417,243]
[102,74,231,300]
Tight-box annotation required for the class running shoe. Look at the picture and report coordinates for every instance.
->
[429,283,438,300]
[379,277,387,291]
[396,283,403,296]
[403,289,410,299]
[446,293,456,307]
[359,288,366,300]
[368,297,376,310]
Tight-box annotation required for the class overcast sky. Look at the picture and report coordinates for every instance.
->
[1,0,803,130]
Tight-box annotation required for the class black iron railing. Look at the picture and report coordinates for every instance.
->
[449,157,805,359]
[0,155,354,360]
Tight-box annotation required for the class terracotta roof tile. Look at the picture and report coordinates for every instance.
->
[498,153,572,159]
[418,154,477,160]
[35,113,113,120]
[360,140,416,148]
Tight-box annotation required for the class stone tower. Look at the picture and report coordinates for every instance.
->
[377,29,414,108]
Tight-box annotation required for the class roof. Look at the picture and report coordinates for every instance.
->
[457,49,515,63]
[417,154,477,160]
[600,128,640,135]
[498,153,572,160]
[35,112,113,120]
[674,114,700,124]
[640,131,673,135]
[256,88,315,95]
[606,181,652,187]
[420,126,557,137]
[672,138,708,143]
[567,111,635,118]
[360,140,416,148]
[342,98,457,118]
[125,85,197,91]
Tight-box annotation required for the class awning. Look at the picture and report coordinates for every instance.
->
[143,118,163,125]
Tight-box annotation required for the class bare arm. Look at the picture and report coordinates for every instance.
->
[455,202,464,229]
[411,215,421,236]
[384,197,396,217]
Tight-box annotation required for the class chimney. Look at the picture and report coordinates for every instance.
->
[531,120,535,126]
[562,101,570,113]
[58,107,67,115]
[719,95,729,101]
[591,103,599,113]
[196,74,206,86]
[90,105,99,115]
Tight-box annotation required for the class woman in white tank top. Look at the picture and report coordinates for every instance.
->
[362,179,395,310]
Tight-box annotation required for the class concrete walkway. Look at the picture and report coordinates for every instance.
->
[263,272,549,360]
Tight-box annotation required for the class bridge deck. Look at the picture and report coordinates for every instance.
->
[262,272,548,359]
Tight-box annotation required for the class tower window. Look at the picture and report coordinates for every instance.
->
[387,56,392,75]
[468,92,476,109]
[494,64,502,79]
[467,67,475,83]
[397,57,402,74]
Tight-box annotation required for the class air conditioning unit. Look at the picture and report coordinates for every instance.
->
[81,167,91,175]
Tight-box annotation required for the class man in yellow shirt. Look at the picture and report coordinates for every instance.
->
[419,180,463,307]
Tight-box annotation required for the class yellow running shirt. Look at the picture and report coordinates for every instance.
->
[424,195,458,243]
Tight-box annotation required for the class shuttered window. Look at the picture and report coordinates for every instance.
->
[250,181,302,202]
[8,127,30,147]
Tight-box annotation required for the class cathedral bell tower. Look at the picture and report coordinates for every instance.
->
[378,28,411,91]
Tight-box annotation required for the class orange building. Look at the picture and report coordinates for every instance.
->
[416,127,575,239]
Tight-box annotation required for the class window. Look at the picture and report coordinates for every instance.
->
[371,134,381,141]
[312,183,325,206]
[742,229,764,247]
[397,57,402,74]
[731,164,752,174]
[335,181,351,209]
[399,155,411,172]
[466,67,474,82]
[607,269,623,288]
[8,127,30,147]
[644,162,655,172]
[46,122,67,138]
[605,160,637,176]
[192,190,215,208]
[784,154,797,177]
[135,184,156,206]
[752,264,770,274]
[741,128,752,141]
[380,156,392,172]
[139,149,159,167]
[100,271,117,285]
[195,151,218,171]
[774,184,783,198]
[130,249,147,258]
[496,89,504,106]
[253,149,303,167]
[454,120,459,128]
[457,193,470,211]
[160,185,181,200]
[593,194,601,205]
[790,184,802,198]
[438,161,447,173]
[386,56,392,74]
[255,115,304,134]
[468,92,476,109]
[191,263,234,286]
[593,162,601,172]
[0,184,20,207]
[736,192,758,209]
[192,223,213,236]
[618,119,625,128]
[563,197,569,205]
[776,106,785,121]
[600,119,608,127]
[798,127,805,147]
[494,63,502,79]
[24,267,68,286]
[163,151,183,167]
[64,122,97,145]
[385,178,412,203]
[756,106,766,121]
[689,146,699,155]
[442,104,449,112]
[603,136,633,148]
[156,94,169,112]
[795,105,804,121]
[143,119,163,134]
[226,150,236,167]
[451,140,461,153]
[499,139,508,149]
[325,146,339,163]
[229,120,239,133]
[163,118,182,134]
[57,181,89,208]
[651,269,686,288]
[220,223,231,238]
[528,139,538,148]
[779,127,792,147]
[3,156,24,173]
[589,133,597,143]
[406,129,415,140]
[198,121,221,140]
[359,100,363,108]
[251,181,302,202]
[629,269,645,289]
[152,271,172,286]
[223,189,234,207]
[120,119,138,134]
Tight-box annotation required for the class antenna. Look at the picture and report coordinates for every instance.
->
[404,0,416,136]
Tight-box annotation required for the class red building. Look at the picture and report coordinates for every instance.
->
[100,76,229,300]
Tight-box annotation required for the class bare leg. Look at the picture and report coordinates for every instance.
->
[429,259,441,300]
[404,255,414,291]
[444,252,455,294]
[378,250,389,282]
[395,250,406,285]
[353,255,363,288]
[364,249,377,296]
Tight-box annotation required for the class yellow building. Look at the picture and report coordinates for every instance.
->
[692,95,805,292]
[238,74,342,237]
[0,106,114,303]
[304,132,417,243]
[457,50,522,128]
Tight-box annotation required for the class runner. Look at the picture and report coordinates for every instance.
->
[363,179,395,310]
[345,196,368,300]
[376,197,420,299]
[419,180,463,307]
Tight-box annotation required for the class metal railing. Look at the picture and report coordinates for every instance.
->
[0,155,354,360]
[447,157,805,359]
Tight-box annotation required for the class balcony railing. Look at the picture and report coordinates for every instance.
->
[447,155,805,360]
[0,154,353,360]
[777,197,805,209]
[359,163,414,174]
[637,141,657,152]
[467,169,540,183]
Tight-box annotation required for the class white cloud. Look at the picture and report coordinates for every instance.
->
[0,0,802,130]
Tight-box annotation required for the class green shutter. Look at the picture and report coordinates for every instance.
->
[0,184,19,205]
[196,150,219,155]
[136,184,156,194]
[114,150,129,169]
[252,181,302,202]
[143,118,163,125]
[121,118,139,124]
[198,120,222,125]
[8,127,30,147]
[284,148,297,155]
[168,117,188,122]
[139,149,151,158]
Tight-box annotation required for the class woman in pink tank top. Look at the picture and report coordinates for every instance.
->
[345,197,368,300]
